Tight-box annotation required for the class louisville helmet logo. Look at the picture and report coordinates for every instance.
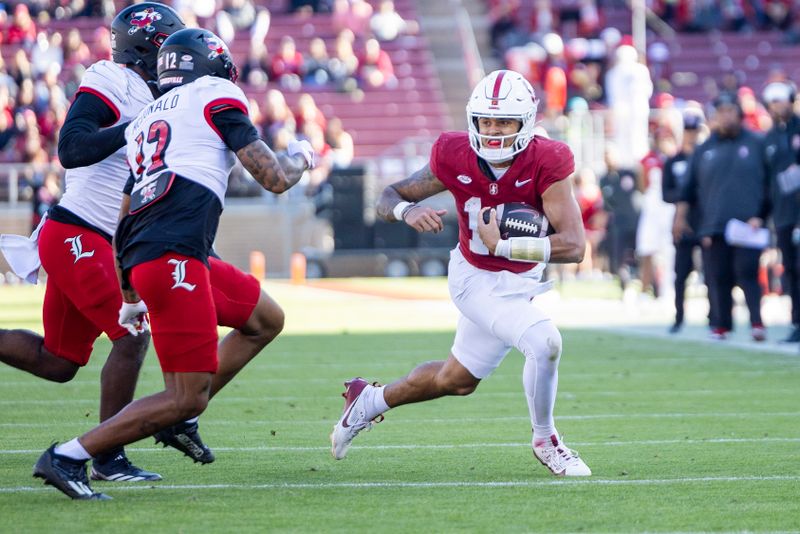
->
[128,8,162,35]
[204,35,226,60]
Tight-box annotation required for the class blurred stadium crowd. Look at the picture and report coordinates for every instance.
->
[3,0,800,339]
[492,0,800,341]
[1,0,422,208]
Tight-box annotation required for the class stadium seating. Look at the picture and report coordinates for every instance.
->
[484,0,800,105]
[596,6,800,102]
[246,2,448,159]
[665,31,800,102]
[0,0,449,162]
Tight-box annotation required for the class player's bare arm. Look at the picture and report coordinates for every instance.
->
[114,195,148,337]
[236,140,307,194]
[112,193,141,303]
[118,193,131,223]
[540,179,585,263]
[377,163,448,233]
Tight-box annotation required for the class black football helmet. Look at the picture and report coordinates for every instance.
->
[157,28,239,92]
[111,2,185,79]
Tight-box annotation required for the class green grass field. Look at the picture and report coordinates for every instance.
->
[0,282,799,533]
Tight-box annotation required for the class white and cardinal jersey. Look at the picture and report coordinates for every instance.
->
[58,60,154,236]
[124,76,249,206]
[430,132,574,274]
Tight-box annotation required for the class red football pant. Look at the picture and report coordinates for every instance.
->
[38,219,128,365]
[130,253,218,373]
[209,256,261,329]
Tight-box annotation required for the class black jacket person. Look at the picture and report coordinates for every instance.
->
[680,92,770,340]
[762,81,800,341]
[663,111,705,332]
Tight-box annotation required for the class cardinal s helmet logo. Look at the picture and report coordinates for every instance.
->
[168,259,196,291]
[64,235,95,263]
[128,7,162,34]
[203,35,226,60]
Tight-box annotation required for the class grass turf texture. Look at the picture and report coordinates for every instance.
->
[0,282,798,532]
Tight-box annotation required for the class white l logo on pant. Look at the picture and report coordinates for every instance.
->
[168,259,196,291]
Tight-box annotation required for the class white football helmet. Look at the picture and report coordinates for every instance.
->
[466,70,539,163]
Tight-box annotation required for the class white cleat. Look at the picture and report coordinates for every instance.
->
[533,434,592,477]
[330,377,382,460]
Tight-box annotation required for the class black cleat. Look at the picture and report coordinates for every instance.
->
[33,444,111,500]
[154,421,215,464]
[668,322,683,334]
[91,452,162,482]
[782,326,800,343]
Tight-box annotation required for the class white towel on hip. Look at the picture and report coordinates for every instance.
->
[0,215,46,284]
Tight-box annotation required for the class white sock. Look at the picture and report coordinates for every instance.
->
[518,322,561,445]
[532,426,558,446]
[184,417,199,424]
[527,356,557,445]
[365,385,390,421]
[54,438,92,461]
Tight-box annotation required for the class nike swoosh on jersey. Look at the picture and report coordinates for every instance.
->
[515,178,532,187]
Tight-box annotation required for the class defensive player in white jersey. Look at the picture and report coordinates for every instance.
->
[2,3,276,480]
[32,28,312,500]
[330,70,592,476]
[0,2,185,483]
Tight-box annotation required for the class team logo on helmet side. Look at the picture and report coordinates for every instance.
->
[128,7,162,35]
[203,34,226,60]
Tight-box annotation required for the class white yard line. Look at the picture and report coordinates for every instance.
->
[3,475,799,493]
[2,437,800,455]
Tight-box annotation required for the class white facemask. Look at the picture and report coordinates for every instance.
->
[473,131,519,163]
[479,146,515,163]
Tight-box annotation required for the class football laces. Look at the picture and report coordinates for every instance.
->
[505,217,540,234]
